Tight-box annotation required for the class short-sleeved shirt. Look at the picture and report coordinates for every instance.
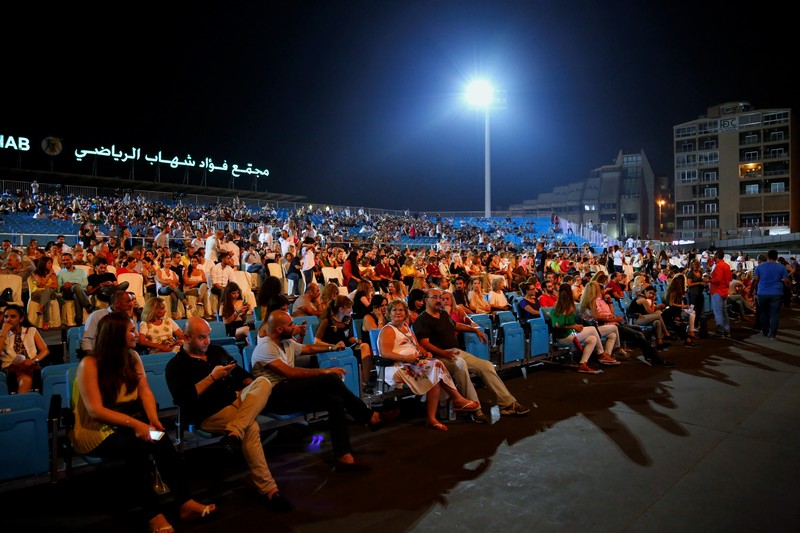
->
[251,336,303,386]
[754,261,789,297]
[412,310,459,350]
[165,345,250,426]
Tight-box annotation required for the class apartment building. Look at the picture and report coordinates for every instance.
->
[672,102,797,243]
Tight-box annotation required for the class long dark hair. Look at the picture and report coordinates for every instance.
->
[221,281,243,318]
[257,275,283,307]
[323,295,353,321]
[34,256,52,277]
[94,312,139,406]
[553,283,576,316]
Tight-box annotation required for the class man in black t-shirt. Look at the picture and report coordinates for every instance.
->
[87,257,129,303]
[413,289,531,421]
[166,316,290,512]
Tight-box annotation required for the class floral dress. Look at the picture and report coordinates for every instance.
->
[380,324,457,395]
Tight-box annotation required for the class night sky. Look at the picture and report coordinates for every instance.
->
[4,1,795,212]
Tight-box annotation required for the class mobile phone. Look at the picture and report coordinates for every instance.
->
[149,429,165,441]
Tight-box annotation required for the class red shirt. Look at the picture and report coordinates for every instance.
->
[710,259,732,297]
[538,292,557,308]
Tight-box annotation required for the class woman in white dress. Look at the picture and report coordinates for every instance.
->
[378,299,478,431]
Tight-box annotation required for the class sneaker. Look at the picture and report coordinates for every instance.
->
[577,363,601,374]
[598,354,621,366]
[499,401,531,416]
[683,341,699,348]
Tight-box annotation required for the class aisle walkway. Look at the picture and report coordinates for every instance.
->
[4,308,800,532]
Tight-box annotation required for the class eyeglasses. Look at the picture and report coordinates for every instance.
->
[426,295,441,300]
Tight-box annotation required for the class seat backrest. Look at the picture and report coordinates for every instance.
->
[242,345,254,373]
[495,310,517,326]
[66,326,85,363]
[291,315,318,344]
[208,320,228,339]
[230,270,256,305]
[0,274,24,306]
[0,393,50,481]
[222,344,244,369]
[353,318,364,341]
[41,362,79,409]
[0,372,7,395]
[369,328,381,357]
[142,359,174,410]
[267,262,285,279]
[117,273,145,308]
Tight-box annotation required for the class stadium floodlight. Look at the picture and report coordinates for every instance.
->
[465,80,495,218]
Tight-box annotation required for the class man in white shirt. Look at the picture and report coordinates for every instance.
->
[205,229,223,263]
[278,230,293,257]
[210,252,235,304]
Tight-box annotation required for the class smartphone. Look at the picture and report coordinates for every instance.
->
[149,429,165,441]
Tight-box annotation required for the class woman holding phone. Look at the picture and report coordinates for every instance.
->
[71,311,216,533]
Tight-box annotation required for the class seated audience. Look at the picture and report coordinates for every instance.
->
[71,311,216,533]
[251,310,399,471]
[0,304,49,393]
[138,297,186,354]
[378,298,479,431]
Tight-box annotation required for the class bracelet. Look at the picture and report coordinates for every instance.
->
[328,345,333,351]
[209,373,216,381]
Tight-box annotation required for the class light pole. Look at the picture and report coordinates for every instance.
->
[657,199,666,240]
[466,80,494,219]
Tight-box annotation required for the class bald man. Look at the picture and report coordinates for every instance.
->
[165,316,290,512]
[250,310,398,471]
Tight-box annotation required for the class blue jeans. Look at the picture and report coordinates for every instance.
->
[757,294,783,338]
[711,293,730,334]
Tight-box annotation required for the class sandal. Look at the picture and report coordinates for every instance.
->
[426,420,448,432]
[180,504,216,522]
[453,400,480,412]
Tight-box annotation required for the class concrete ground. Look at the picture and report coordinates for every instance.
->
[3,306,799,532]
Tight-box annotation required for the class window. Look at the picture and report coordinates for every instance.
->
[704,203,718,214]
[745,184,759,195]
[763,111,789,125]
[681,204,695,215]
[770,182,785,193]
[769,148,785,158]
[744,151,759,162]
[702,171,717,182]
[703,188,717,198]
[681,142,695,152]
[699,151,719,165]
[744,133,758,144]
[703,140,717,149]
[682,220,696,230]
[769,131,784,142]
[678,170,697,183]
[704,218,718,229]
[766,213,789,225]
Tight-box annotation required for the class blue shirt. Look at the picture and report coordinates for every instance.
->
[753,261,788,297]
[57,266,88,290]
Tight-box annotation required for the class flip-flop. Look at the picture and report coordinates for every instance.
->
[181,504,216,522]
[452,400,480,412]
[426,421,448,432]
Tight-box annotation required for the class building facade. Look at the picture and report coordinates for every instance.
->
[672,102,797,243]
[510,149,659,242]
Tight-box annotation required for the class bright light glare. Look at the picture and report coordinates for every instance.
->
[465,80,494,107]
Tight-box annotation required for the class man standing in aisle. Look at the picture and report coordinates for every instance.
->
[709,249,732,337]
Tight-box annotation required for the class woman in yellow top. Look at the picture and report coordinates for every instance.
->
[71,311,215,533]
[30,256,63,330]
